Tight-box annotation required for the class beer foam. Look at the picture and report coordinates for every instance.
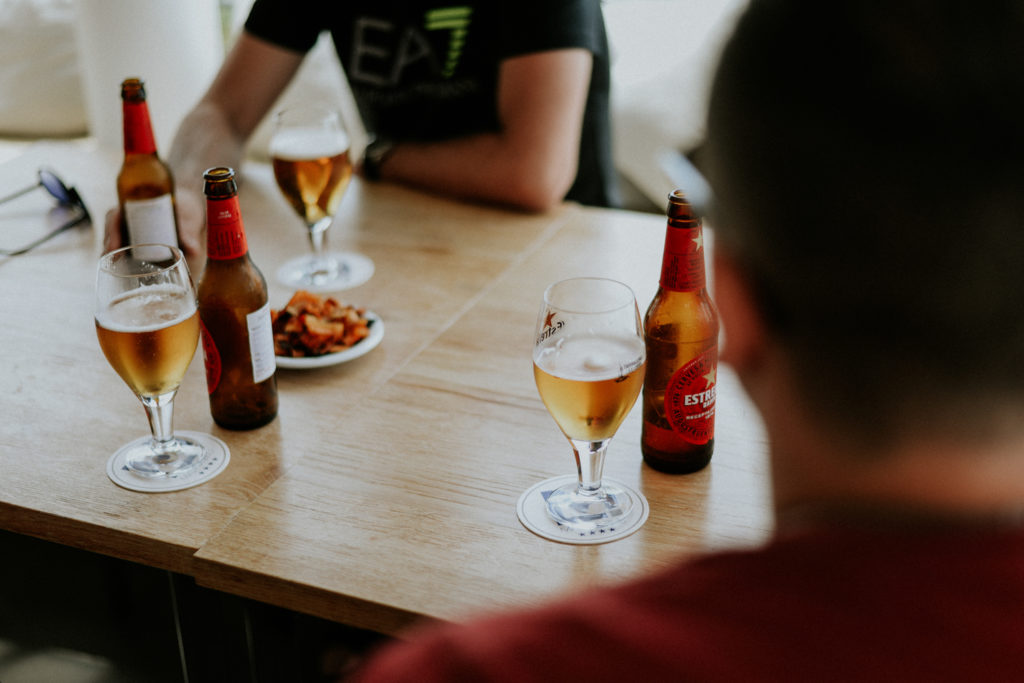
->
[96,285,196,333]
[536,334,643,381]
[582,352,614,372]
[270,126,349,160]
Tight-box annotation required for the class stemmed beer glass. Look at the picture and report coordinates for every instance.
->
[270,105,374,292]
[95,244,207,477]
[527,277,647,535]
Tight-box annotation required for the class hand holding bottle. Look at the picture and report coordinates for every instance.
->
[103,188,204,263]
[115,78,178,247]
[104,77,206,269]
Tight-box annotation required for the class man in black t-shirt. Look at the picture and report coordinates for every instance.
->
[103,1,617,260]
[245,1,616,209]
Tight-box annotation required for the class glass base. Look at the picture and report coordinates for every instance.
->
[107,431,230,493]
[517,475,649,544]
[276,251,374,293]
[545,479,632,531]
[121,435,205,477]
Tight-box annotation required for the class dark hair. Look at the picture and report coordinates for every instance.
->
[705,0,1024,443]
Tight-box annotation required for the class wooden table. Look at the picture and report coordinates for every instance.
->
[0,140,772,639]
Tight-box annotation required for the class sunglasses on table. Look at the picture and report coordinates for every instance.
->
[0,168,92,256]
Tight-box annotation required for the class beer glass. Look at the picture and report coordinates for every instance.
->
[530,277,646,533]
[95,244,206,476]
[270,105,372,291]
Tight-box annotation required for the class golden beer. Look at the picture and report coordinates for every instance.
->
[534,334,645,442]
[271,128,353,225]
[95,285,199,398]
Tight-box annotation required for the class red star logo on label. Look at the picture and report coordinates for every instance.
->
[664,348,717,445]
[544,310,556,329]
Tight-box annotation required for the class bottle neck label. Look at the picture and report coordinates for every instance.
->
[659,224,707,291]
[206,196,249,260]
[122,101,157,155]
[665,346,717,444]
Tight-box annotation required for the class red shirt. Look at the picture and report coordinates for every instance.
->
[351,524,1024,681]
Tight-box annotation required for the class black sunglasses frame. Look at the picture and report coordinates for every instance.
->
[0,168,92,256]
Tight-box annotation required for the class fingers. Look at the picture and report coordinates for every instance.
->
[105,190,207,265]
[102,208,122,254]
[175,188,207,264]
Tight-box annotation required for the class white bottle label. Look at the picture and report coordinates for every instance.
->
[124,194,178,246]
[247,302,277,383]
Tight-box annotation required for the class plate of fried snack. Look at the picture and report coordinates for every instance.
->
[272,290,383,369]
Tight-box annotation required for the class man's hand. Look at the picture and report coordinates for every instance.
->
[170,188,206,265]
[102,187,206,269]
[101,31,304,265]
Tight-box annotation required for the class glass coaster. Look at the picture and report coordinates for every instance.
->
[276,251,375,293]
[517,474,649,545]
[106,431,230,493]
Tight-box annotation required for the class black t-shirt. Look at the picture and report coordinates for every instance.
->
[245,0,618,207]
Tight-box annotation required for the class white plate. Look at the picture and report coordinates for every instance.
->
[274,311,384,369]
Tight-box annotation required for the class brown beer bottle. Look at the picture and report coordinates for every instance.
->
[197,167,278,430]
[641,189,720,473]
[117,78,179,247]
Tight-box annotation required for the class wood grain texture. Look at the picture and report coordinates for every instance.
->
[0,142,559,574]
[1,142,772,637]
[192,203,773,635]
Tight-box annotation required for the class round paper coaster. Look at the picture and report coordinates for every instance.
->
[516,474,650,545]
[276,251,375,293]
[106,431,230,493]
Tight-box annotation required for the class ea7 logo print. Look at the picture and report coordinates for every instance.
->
[349,6,473,85]
[426,7,472,77]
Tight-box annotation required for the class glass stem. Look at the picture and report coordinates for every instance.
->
[307,216,333,259]
[140,390,179,459]
[569,438,610,496]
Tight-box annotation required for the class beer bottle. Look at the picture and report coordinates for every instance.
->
[641,189,720,473]
[117,78,179,247]
[197,167,278,430]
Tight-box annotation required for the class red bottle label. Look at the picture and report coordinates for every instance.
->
[200,320,221,394]
[206,196,249,260]
[122,101,157,155]
[664,347,717,444]
[660,225,707,291]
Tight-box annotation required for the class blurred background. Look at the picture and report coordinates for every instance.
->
[0,0,746,212]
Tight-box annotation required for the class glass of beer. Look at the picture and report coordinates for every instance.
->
[95,244,206,476]
[270,105,372,292]
[530,277,646,533]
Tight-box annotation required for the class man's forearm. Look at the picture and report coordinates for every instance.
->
[377,131,575,213]
[168,101,248,194]
[373,49,592,213]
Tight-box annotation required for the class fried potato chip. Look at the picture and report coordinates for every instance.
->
[272,290,371,357]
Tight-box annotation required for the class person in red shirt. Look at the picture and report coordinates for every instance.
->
[348,0,1024,680]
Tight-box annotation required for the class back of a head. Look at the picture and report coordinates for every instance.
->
[705,0,1024,445]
